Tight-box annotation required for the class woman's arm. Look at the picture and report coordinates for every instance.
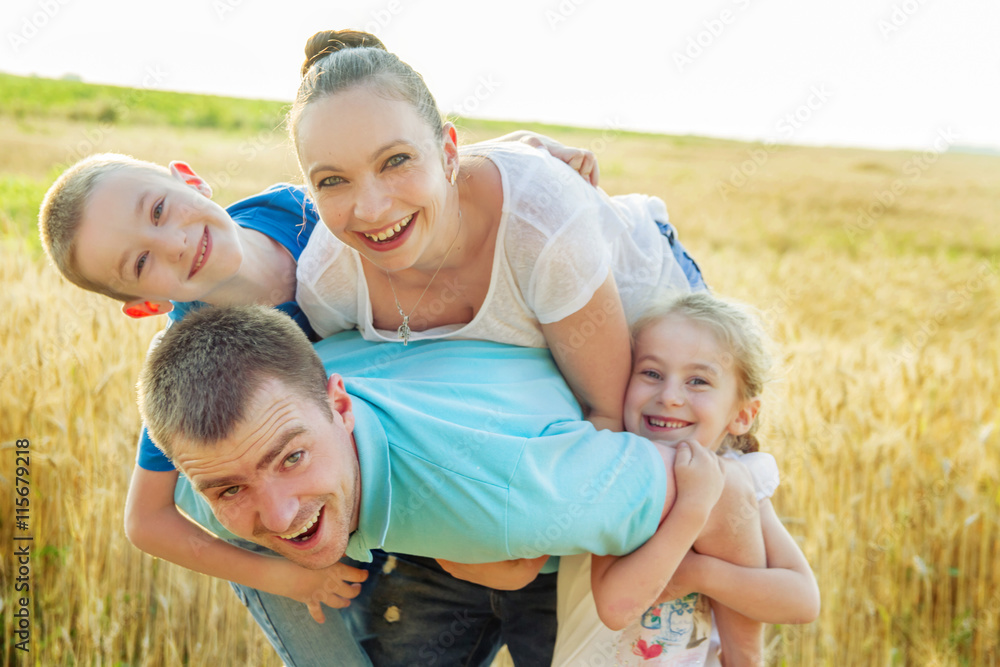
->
[541,272,631,432]
[123,466,368,623]
[662,500,820,624]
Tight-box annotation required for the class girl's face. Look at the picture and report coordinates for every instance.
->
[624,315,757,450]
[296,86,456,273]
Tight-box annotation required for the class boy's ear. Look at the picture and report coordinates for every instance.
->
[169,161,213,199]
[122,300,173,319]
[727,396,761,436]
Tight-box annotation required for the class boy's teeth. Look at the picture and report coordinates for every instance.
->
[193,235,208,271]
[364,214,413,242]
[279,507,321,540]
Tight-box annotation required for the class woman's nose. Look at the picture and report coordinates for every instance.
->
[353,179,392,223]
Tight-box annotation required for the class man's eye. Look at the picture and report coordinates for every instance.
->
[283,451,302,468]
[221,486,241,498]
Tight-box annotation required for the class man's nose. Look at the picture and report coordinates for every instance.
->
[256,483,301,535]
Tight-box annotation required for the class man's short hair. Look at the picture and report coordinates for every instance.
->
[138,305,333,458]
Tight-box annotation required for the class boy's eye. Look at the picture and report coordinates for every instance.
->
[136,252,148,277]
[282,451,303,468]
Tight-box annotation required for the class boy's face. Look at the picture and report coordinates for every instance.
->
[624,316,752,450]
[173,375,361,570]
[75,167,243,304]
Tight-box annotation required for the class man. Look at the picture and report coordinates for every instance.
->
[138,305,764,663]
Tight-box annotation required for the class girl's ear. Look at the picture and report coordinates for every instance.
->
[169,161,213,199]
[122,300,173,319]
[728,396,761,436]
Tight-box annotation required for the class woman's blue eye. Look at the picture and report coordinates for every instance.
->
[386,154,410,168]
[318,176,343,188]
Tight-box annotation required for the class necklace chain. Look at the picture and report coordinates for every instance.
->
[386,210,462,345]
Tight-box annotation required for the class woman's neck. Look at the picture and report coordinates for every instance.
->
[202,228,297,307]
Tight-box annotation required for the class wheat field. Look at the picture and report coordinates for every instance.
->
[1,92,998,666]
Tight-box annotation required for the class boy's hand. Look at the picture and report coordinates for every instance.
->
[673,440,725,517]
[273,560,369,624]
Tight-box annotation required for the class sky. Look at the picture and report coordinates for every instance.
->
[3,0,999,153]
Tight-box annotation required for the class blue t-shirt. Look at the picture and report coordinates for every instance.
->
[136,184,319,472]
[314,333,668,568]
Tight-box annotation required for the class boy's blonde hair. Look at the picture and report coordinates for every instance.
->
[38,153,169,302]
[631,292,775,453]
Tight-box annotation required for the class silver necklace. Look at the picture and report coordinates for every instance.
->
[385,210,462,345]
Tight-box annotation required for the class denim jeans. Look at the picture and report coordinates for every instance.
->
[655,220,708,292]
[228,544,557,666]
[364,555,558,667]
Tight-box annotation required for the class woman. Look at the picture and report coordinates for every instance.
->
[290,30,711,664]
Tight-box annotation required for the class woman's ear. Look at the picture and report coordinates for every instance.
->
[441,122,459,180]
[169,161,213,198]
[122,300,173,319]
[727,396,761,436]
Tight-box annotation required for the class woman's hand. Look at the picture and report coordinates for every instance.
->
[436,555,549,590]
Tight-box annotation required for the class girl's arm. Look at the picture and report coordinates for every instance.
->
[661,499,820,625]
[542,272,631,432]
[123,466,368,623]
[590,441,725,631]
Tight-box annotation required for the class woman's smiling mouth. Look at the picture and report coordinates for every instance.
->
[362,213,414,243]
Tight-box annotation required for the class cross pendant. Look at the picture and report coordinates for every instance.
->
[397,316,411,346]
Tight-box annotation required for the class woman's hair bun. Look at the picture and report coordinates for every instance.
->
[301,30,387,77]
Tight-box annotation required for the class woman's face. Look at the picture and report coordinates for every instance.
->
[296,86,455,273]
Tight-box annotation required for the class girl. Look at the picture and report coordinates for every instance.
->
[573,292,820,666]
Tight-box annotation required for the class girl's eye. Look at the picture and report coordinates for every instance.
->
[385,153,410,168]
[153,200,163,224]
[136,252,148,277]
[640,369,662,380]
[317,175,344,188]
[282,451,303,468]
[689,377,709,386]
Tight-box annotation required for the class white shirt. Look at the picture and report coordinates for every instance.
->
[296,141,690,344]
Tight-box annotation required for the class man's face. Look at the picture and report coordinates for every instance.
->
[173,375,360,569]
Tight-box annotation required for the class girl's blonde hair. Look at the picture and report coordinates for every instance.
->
[631,292,775,453]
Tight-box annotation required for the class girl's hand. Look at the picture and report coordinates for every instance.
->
[673,440,725,517]
[271,559,370,623]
